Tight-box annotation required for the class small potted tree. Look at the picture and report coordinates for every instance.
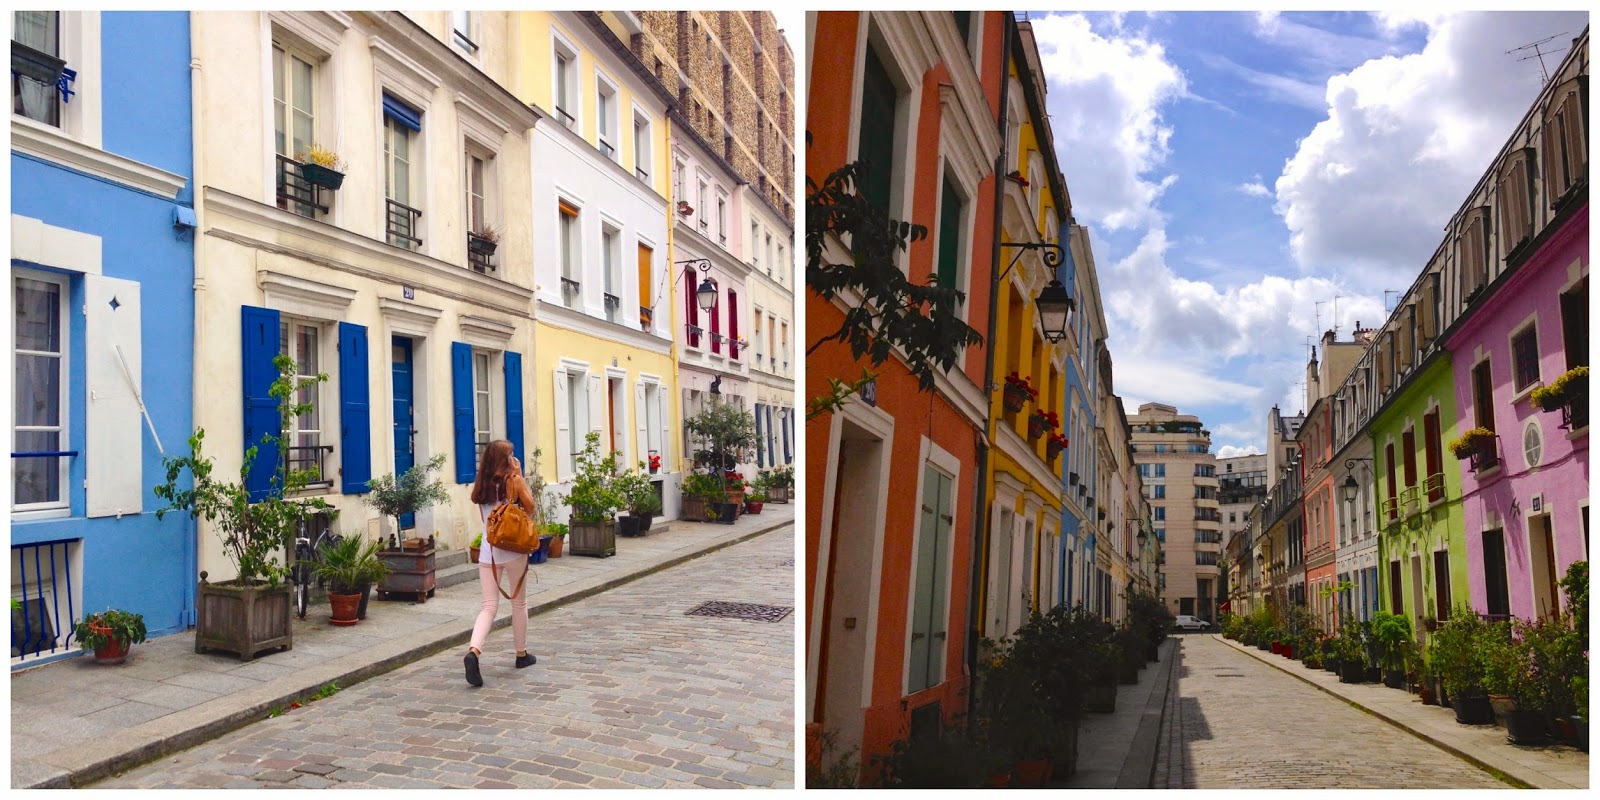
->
[365,454,450,604]
[680,472,722,522]
[564,432,621,557]
[684,399,756,505]
[74,609,148,665]
[155,355,330,661]
[615,464,660,537]
[1371,611,1413,689]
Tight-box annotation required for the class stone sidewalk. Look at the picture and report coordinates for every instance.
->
[10,504,795,789]
[1053,636,1178,788]
[1216,634,1588,789]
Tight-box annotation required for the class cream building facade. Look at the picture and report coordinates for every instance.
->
[744,177,795,476]
[190,10,540,579]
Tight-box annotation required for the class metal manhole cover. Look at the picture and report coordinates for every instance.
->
[685,601,793,622]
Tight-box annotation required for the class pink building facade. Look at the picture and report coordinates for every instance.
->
[1445,205,1588,622]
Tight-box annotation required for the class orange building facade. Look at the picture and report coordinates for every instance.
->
[804,10,1004,781]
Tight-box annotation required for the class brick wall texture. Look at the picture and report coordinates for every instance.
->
[633,11,795,224]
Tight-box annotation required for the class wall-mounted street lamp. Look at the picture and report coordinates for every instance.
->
[676,257,718,312]
[998,241,1076,344]
[1341,457,1373,506]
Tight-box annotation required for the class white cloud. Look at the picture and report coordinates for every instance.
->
[1274,11,1589,287]
[1237,175,1271,197]
[1250,12,1398,70]
[1196,52,1328,111]
[1031,13,1189,232]
[1217,444,1265,459]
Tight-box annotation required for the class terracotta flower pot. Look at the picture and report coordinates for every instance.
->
[89,623,131,664]
[549,535,564,558]
[328,592,361,627]
[1011,759,1052,788]
[468,546,480,563]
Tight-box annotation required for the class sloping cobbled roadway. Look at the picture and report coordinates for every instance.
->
[1155,634,1507,789]
[98,527,796,789]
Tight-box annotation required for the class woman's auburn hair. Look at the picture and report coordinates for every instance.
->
[470,440,516,505]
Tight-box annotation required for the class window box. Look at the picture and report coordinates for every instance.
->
[467,231,498,257]
[298,162,345,190]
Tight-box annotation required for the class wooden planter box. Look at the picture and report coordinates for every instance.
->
[570,518,617,557]
[681,495,708,522]
[377,544,436,603]
[195,578,293,662]
[767,485,790,503]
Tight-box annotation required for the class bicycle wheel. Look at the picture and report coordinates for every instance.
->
[294,543,311,619]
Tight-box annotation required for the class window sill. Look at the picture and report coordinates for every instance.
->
[1566,425,1588,441]
[11,507,72,523]
[12,116,186,199]
[1508,383,1538,407]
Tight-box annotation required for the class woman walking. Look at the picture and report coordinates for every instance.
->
[465,440,537,687]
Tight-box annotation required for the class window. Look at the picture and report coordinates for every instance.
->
[751,223,761,269]
[727,290,740,360]
[13,273,68,511]
[1154,507,1165,522]
[1384,442,1397,519]
[1433,550,1451,623]
[280,319,330,487]
[1561,277,1588,371]
[1472,360,1495,432]
[451,10,477,54]
[465,154,488,235]
[1401,428,1416,488]
[768,312,777,370]
[632,109,651,181]
[473,351,493,462]
[953,11,972,47]
[637,243,653,329]
[1457,208,1490,300]
[697,179,709,233]
[561,368,590,477]
[1498,149,1536,252]
[753,311,764,366]
[271,41,321,218]
[552,35,578,130]
[383,97,422,250]
[596,75,618,160]
[1424,410,1443,502]
[559,200,580,308]
[601,224,621,323]
[709,280,722,354]
[765,233,774,277]
[673,157,686,208]
[1543,78,1587,206]
[856,45,899,215]
[1511,322,1539,393]
[937,171,965,297]
[780,321,788,370]
[777,243,786,281]
[12,11,61,126]
[716,192,728,245]
[1151,485,1165,500]
[643,381,663,464]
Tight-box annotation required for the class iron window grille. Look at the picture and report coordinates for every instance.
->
[285,444,334,488]
[603,292,621,323]
[276,155,328,218]
[386,199,423,250]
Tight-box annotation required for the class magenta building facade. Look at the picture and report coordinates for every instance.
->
[1446,204,1588,621]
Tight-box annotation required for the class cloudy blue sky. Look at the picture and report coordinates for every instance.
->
[1026,9,1588,456]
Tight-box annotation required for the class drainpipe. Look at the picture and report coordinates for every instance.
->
[967,11,1014,725]
[187,34,206,630]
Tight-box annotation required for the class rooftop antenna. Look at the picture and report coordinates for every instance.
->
[1331,294,1342,339]
[1508,33,1568,85]
[1314,301,1327,336]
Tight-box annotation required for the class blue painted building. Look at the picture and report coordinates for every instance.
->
[10,11,195,667]
[1053,221,1094,608]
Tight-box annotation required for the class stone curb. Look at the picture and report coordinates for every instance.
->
[1115,636,1178,788]
[1213,634,1542,789]
[29,519,792,789]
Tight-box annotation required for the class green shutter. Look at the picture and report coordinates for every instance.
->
[857,48,896,214]
[938,174,962,289]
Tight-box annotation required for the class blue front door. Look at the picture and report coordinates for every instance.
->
[392,337,415,530]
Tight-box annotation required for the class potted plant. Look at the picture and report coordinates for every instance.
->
[155,355,329,661]
[723,471,748,506]
[545,522,568,558]
[1572,676,1588,752]
[365,454,449,604]
[73,609,147,665]
[648,452,663,475]
[1432,608,1494,724]
[745,489,766,514]
[468,223,500,256]
[1447,427,1496,460]
[1046,432,1068,461]
[1530,365,1587,412]
[680,472,722,522]
[615,464,660,537]
[564,432,621,557]
[677,199,694,216]
[468,532,482,564]
[1002,372,1036,414]
[312,535,388,626]
[294,143,346,189]
[765,464,793,503]
[1026,409,1056,442]
[1371,611,1414,689]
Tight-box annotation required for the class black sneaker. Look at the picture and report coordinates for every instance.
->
[464,651,483,687]
[515,652,537,669]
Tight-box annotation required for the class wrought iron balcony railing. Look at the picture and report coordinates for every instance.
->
[603,292,621,323]
[285,444,334,488]
[275,155,327,218]
[385,199,423,250]
[560,277,581,309]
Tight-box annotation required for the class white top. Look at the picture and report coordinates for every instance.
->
[478,499,530,567]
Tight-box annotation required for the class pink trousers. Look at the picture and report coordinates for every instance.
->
[469,559,528,654]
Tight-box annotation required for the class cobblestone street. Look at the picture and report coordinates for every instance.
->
[1155,635,1509,789]
[96,527,795,789]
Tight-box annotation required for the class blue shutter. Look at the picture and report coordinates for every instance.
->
[504,351,525,465]
[451,342,475,483]
[783,408,792,463]
[338,322,371,494]
[382,93,422,132]
[241,305,281,502]
[754,403,765,468]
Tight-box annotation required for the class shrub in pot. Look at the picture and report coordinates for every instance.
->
[312,535,389,626]
[545,522,568,558]
[683,399,756,500]
[745,489,767,514]
[74,608,147,664]
[564,433,621,557]
[614,464,660,537]
[1371,611,1414,689]
[1431,607,1493,724]
[364,453,450,545]
[155,355,329,661]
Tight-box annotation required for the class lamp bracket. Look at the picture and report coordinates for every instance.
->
[998,241,1064,283]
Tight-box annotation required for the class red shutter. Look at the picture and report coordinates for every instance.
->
[1385,443,1398,520]
[728,290,740,360]
[710,281,722,354]
[686,271,700,347]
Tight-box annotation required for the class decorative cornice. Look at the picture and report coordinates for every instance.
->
[378,296,443,335]
[12,118,187,200]
[458,313,516,349]
[535,299,672,355]
[202,186,533,316]
[257,269,357,321]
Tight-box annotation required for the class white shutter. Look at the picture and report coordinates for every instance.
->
[659,387,671,470]
[588,374,604,455]
[635,381,649,468]
[84,274,143,517]
[553,368,571,481]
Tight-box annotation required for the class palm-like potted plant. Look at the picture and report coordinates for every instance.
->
[155,355,330,661]
[564,432,621,557]
[74,608,147,664]
[312,535,389,626]
[1370,611,1413,688]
